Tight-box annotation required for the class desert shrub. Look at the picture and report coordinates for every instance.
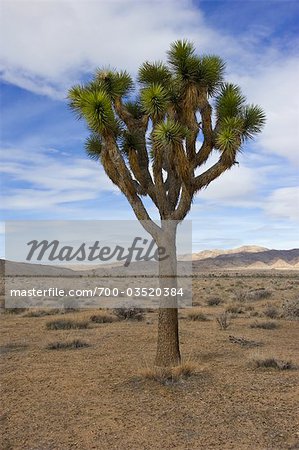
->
[233,290,248,302]
[281,299,299,320]
[250,321,278,330]
[186,310,209,321]
[206,296,222,306]
[0,342,28,354]
[113,306,144,321]
[234,288,271,303]
[46,319,89,330]
[139,362,196,384]
[247,288,272,300]
[90,313,117,323]
[226,305,244,314]
[250,356,295,370]
[4,308,26,314]
[23,309,61,317]
[229,335,262,348]
[46,339,90,350]
[264,304,280,319]
[216,312,231,330]
[244,305,254,311]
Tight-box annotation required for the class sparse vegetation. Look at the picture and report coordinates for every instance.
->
[4,308,26,314]
[250,321,279,330]
[226,305,244,314]
[23,309,62,317]
[0,342,28,354]
[90,313,118,323]
[247,288,272,300]
[206,296,222,306]
[113,306,144,321]
[250,355,296,370]
[139,362,196,384]
[1,272,299,450]
[281,298,299,319]
[234,288,272,303]
[46,340,90,350]
[46,319,89,330]
[186,310,209,321]
[263,304,280,319]
[216,312,231,330]
[229,335,262,348]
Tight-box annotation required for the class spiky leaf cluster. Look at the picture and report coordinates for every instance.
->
[85,134,103,160]
[68,39,265,207]
[141,83,169,120]
[153,120,188,150]
[215,83,266,154]
[95,69,133,99]
[138,61,172,87]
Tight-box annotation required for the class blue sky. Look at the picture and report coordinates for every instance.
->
[1,0,298,255]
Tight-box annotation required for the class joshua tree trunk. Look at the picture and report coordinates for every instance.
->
[155,221,181,367]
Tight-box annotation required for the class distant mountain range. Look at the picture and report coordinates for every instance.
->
[191,246,299,271]
[1,246,299,275]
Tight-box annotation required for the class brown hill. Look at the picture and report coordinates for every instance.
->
[192,248,299,271]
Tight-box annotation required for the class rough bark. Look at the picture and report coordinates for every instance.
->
[155,222,181,367]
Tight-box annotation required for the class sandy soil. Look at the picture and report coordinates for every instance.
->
[1,273,299,450]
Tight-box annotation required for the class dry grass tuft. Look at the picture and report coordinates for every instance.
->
[249,354,296,370]
[216,312,231,330]
[186,310,209,321]
[4,308,26,314]
[229,335,262,348]
[46,340,90,350]
[113,306,144,321]
[46,319,89,330]
[226,305,244,315]
[206,296,222,306]
[281,298,299,320]
[250,321,279,330]
[90,312,118,323]
[139,362,197,384]
[23,309,62,317]
[234,288,272,303]
[263,304,280,319]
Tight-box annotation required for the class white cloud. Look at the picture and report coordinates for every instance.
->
[0,146,117,211]
[0,0,254,96]
[231,57,299,165]
[263,187,299,221]
[0,0,205,96]
[195,163,262,208]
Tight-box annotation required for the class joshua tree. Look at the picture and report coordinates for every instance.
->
[68,40,265,367]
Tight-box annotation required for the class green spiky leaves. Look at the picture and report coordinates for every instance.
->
[68,86,116,134]
[197,55,225,95]
[152,119,188,150]
[85,134,103,161]
[124,100,144,120]
[121,130,144,155]
[216,117,243,153]
[215,84,266,145]
[242,104,266,140]
[141,83,169,120]
[216,83,246,119]
[138,61,172,86]
[96,69,133,99]
[167,40,199,82]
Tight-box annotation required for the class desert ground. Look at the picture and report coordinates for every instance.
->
[1,272,299,450]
